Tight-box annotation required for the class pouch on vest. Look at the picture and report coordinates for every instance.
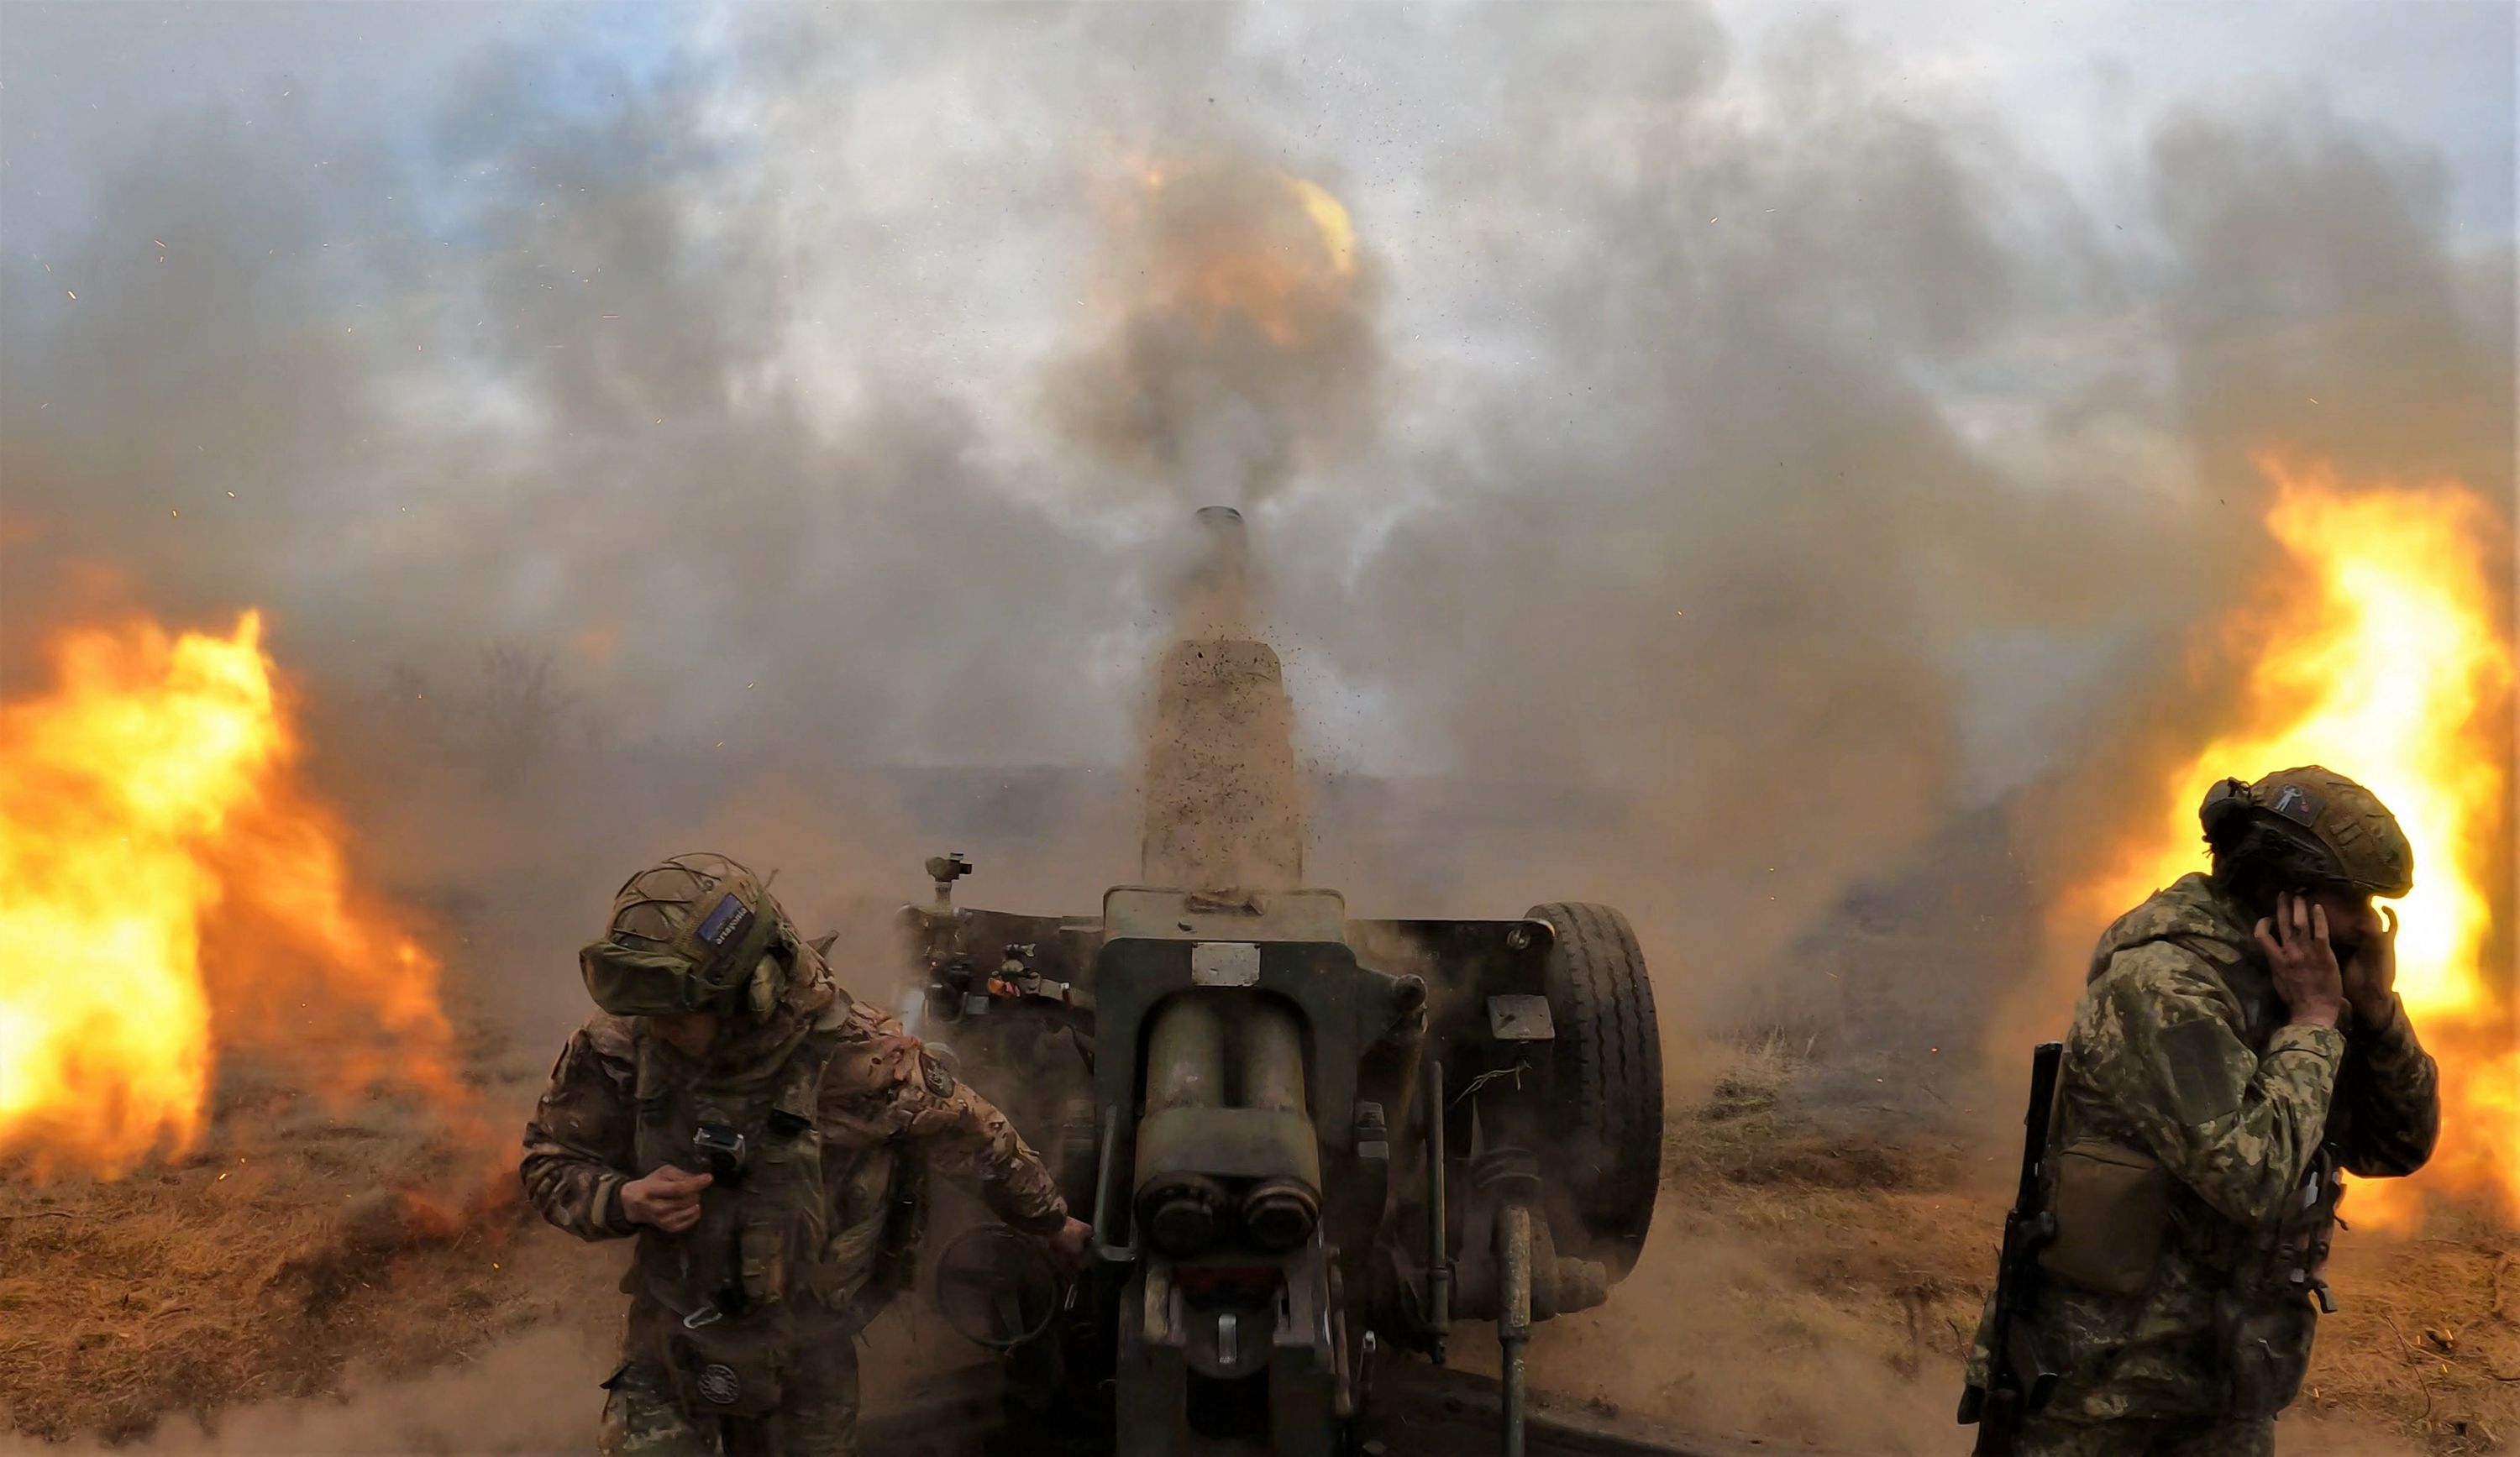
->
[2212,1149,2338,1414]
[739,1220,788,1307]
[662,1315,788,1420]
[2217,1289,2316,1416]
[2038,1138,2171,1297]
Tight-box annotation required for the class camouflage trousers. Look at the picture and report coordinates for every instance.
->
[2009,1411,2275,1457]
[597,1346,860,1457]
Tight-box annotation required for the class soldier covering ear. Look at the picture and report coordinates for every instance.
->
[1964,768,2439,1457]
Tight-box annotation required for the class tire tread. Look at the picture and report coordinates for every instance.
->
[1525,902,1662,1279]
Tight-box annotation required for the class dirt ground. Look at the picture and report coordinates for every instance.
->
[3,1036,2512,1455]
[0,1026,611,1449]
[1458,1039,2520,1457]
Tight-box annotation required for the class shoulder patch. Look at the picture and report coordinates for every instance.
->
[2160,1018,2241,1125]
[922,1053,954,1098]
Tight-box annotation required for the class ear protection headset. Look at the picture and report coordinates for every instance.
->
[2198,777,2255,848]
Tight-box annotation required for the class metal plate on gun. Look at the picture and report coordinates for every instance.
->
[1488,994,1555,1041]
[1190,941,1262,987]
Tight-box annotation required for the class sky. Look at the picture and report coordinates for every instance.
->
[1716,1,2512,230]
[8,3,2509,244]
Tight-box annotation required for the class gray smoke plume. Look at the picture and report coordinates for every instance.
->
[2,0,2509,1081]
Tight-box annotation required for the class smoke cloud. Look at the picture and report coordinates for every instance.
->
[3,0,2509,1061]
[2,0,2509,1089]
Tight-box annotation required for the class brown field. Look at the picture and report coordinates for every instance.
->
[0,1035,615,1450]
[3,1035,2512,1455]
[1469,1038,2520,1457]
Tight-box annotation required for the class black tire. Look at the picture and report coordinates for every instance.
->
[1524,902,1662,1280]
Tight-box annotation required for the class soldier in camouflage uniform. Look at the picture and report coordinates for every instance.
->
[1966,767,2440,1456]
[522,853,1091,1457]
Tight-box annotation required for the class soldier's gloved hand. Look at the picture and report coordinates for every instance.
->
[1045,1216,1093,1270]
[2341,903,2400,1034]
[2256,892,2347,1029]
[621,1165,714,1234]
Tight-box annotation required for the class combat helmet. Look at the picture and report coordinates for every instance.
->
[580,852,794,1017]
[2198,765,2414,898]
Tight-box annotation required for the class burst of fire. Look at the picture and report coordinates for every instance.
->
[1134,160,1360,347]
[0,611,466,1178]
[2067,458,2516,1227]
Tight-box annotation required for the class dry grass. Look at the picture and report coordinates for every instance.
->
[2305,1224,2520,1454]
[0,1051,618,1444]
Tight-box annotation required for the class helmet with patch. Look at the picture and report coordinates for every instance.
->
[2197,765,2413,898]
[579,852,791,1016]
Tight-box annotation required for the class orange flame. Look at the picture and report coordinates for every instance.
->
[2066,459,2516,1227]
[0,611,466,1178]
[1131,161,1359,348]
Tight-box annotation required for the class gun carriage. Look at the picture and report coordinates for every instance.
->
[883,584,1666,1456]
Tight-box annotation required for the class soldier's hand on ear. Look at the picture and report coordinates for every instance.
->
[2342,904,2400,1034]
[2257,893,2347,1029]
[621,1165,714,1233]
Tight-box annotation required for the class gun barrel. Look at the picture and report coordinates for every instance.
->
[1241,1000,1307,1116]
[1145,997,1226,1114]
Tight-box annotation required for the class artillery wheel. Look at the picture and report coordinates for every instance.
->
[1523,902,1662,1279]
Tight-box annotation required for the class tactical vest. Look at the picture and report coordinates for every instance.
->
[2045,927,2340,1416]
[2165,932,2342,1415]
[626,1023,849,1419]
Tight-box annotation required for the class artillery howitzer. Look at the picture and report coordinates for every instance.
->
[880,554,1667,1454]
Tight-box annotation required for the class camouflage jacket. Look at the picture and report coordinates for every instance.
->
[520,992,1069,1310]
[1971,873,2439,1422]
